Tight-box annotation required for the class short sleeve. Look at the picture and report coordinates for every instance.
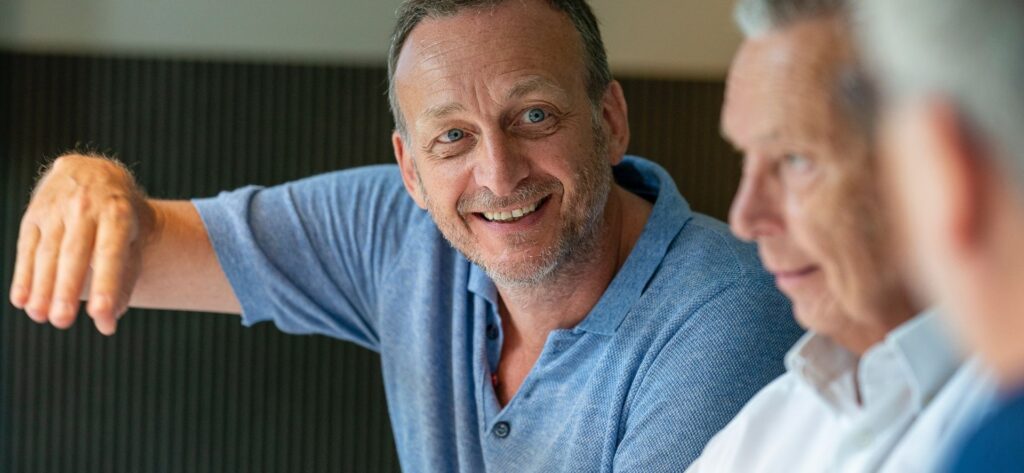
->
[192,165,423,352]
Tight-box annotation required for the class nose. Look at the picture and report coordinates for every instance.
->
[473,132,530,197]
[729,155,785,241]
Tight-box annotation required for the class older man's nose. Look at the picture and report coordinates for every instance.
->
[729,164,784,241]
[475,134,530,197]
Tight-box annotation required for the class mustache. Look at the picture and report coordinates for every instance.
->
[457,178,561,214]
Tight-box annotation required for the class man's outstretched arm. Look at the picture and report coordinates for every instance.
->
[8,154,240,336]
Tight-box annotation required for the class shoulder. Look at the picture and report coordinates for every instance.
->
[952,393,1024,471]
[667,212,765,282]
[285,164,426,223]
[623,212,798,377]
[287,164,408,202]
[643,211,790,330]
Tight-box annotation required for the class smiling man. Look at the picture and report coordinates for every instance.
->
[7,0,801,471]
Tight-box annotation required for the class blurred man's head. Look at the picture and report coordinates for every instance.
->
[860,0,1024,384]
[724,0,914,353]
[385,0,632,288]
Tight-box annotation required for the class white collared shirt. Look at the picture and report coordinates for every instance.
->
[686,313,991,473]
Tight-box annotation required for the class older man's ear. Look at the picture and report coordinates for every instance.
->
[600,80,631,166]
[392,130,428,210]
[921,100,994,255]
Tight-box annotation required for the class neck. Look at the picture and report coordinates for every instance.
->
[835,293,920,357]
[495,184,652,347]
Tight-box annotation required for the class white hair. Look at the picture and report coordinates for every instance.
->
[734,0,850,38]
[859,0,1024,185]
[733,0,876,132]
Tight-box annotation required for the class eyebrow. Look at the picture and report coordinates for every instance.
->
[420,102,466,123]
[415,76,570,129]
[505,76,569,102]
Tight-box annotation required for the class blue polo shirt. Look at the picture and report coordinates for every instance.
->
[193,156,801,472]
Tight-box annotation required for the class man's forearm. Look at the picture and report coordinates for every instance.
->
[126,199,241,314]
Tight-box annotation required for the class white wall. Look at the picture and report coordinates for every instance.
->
[0,0,741,78]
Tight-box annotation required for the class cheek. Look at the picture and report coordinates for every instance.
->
[782,186,829,262]
[786,175,879,308]
[420,166,472,217]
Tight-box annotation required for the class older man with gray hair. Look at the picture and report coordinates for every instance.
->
[686,0,997,470]
[859,0,1024,470]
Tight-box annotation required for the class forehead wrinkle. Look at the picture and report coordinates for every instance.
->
[504,75,571,103]
[417,102,467,128]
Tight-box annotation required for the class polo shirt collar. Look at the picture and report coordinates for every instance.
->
[467,156,692,335]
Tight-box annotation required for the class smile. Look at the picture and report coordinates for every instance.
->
[770,265,821,290]
[480,198,546,223]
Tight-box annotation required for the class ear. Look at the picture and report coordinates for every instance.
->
[392,130,427,209]
[600,80,630,166]
[922,101,990,253]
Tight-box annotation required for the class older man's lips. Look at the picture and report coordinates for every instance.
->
[771,266,820,290]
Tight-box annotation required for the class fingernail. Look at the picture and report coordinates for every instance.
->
[26,307,46,323]
[51,299,75,325]
[27,300,49,322]
[98,319,117,336]
[9,285,27,307]
[89,295,112,316]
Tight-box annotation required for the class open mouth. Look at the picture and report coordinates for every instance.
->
[477,196,549,223]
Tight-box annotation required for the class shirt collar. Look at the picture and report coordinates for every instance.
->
[785,310,962,415]
[467,156,692,335]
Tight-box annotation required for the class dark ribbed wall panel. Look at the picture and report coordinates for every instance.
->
[0,51,738,473]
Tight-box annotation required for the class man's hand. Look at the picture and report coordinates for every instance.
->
[9,154,155,335]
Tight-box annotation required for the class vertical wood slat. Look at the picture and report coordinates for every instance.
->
[0,50,738,472]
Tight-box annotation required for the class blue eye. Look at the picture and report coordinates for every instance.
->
[441,129,465,143]
[524,108,547,124]
[783,154,812,172]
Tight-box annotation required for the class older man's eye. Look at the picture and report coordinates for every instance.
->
[522,108,548,124]
[783,154,812,172]
[439,128,465,143]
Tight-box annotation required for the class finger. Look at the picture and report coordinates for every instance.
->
[10,221,41,310]
[112,251,143,322]
[26,221,64,323]
[50,217,98,329]
[87,209,137,335]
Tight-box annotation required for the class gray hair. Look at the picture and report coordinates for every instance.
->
[734,0,876,135]
[735,0,850,38]
[387,0,613,136]
[859,0,1024,185]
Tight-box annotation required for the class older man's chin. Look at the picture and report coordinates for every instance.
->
[789,294,845,333]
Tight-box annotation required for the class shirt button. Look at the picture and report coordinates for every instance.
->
[486,324,499,340]
[493,421,511,438]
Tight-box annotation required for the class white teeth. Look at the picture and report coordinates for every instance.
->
[482,200,542,222]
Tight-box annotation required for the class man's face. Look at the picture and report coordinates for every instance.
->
[390,0,619,287]
[723,18,903,334]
